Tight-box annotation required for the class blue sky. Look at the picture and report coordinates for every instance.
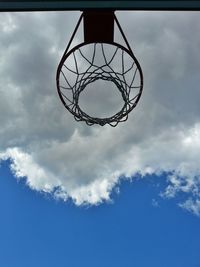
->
[1,160,200,267]
[1,11,200,267]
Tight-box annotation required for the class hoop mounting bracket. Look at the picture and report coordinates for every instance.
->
[83,11,114,43]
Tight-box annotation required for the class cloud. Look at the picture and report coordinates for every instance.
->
[152,198,159,208]
[179,198,200,217]
[0,12,200,213]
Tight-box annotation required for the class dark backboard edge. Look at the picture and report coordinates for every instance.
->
[0,1,200,11]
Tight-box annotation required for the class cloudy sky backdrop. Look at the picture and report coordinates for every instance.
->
[1,11,200,216]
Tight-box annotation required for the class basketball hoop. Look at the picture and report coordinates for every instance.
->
[56,11,143,127]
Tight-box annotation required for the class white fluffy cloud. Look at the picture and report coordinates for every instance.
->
[0,12,200,214]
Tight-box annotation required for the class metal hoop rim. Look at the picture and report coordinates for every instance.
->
[56,41,144,125]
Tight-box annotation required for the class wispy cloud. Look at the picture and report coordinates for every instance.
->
[0,12,200,214]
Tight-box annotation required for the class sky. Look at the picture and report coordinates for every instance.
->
[0,10,200,266]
